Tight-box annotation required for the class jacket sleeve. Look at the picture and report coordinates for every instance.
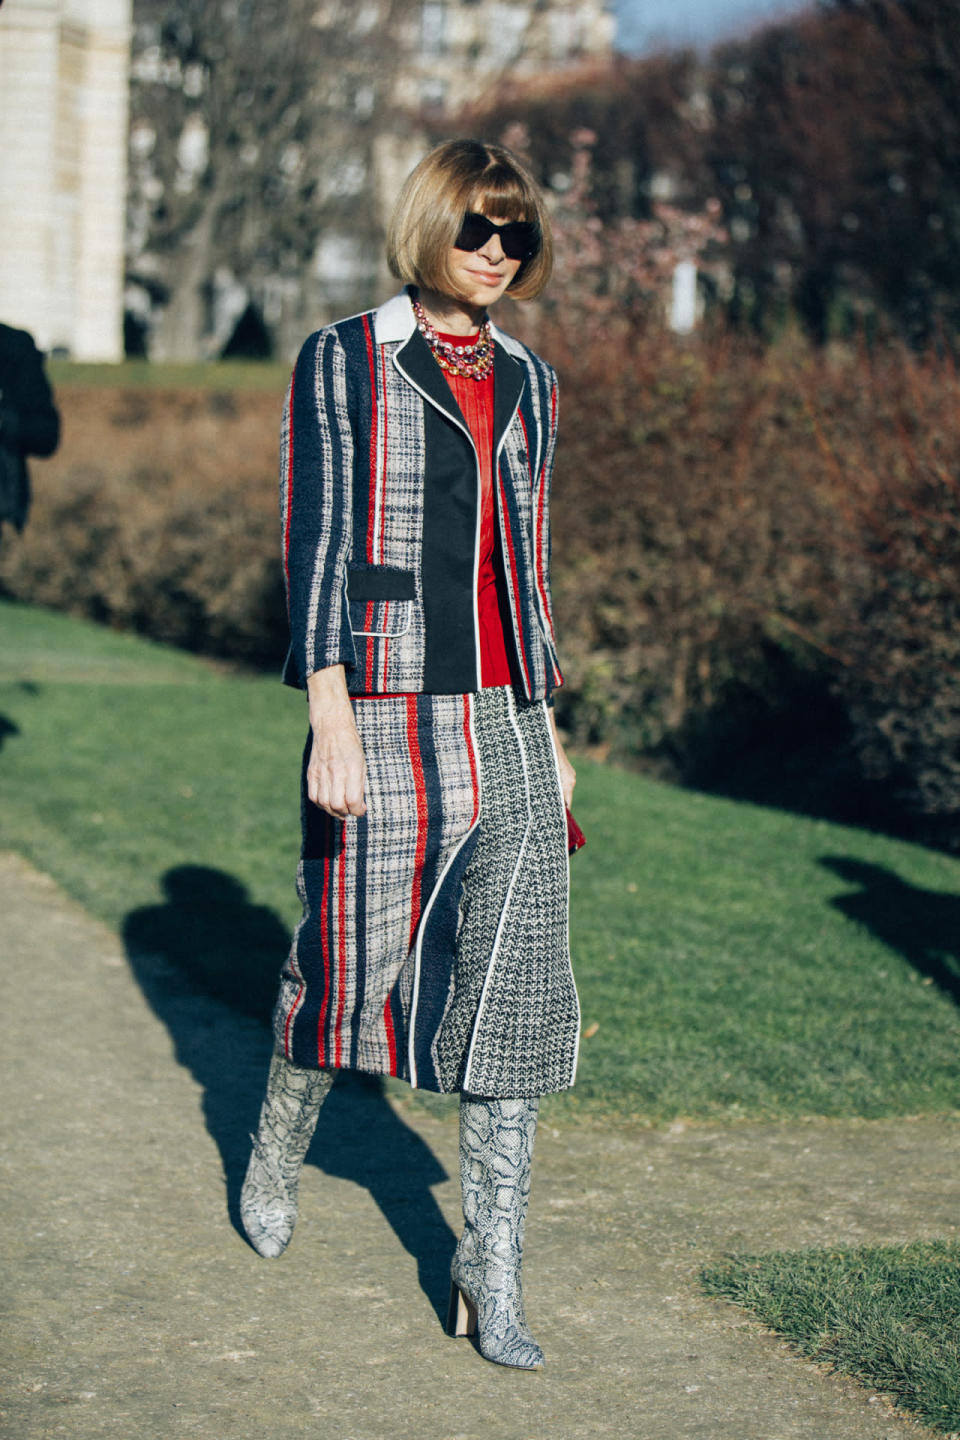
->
[0,332,60,457]
[280,328,357,689]
[536,366,564,690]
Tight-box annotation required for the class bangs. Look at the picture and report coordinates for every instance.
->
[467,170,532,223]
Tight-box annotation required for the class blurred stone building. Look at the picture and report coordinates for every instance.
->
[0,0,614,362]
[0,0,132,361]
[399,0,615,111]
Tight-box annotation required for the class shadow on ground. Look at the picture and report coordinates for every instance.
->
[122,865,456,1322]
[0,713,21,751]
[821,855,960,1005]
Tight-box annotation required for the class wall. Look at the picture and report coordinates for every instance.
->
[0,0,131,360]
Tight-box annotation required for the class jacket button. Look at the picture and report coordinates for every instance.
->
[517,449,527,464]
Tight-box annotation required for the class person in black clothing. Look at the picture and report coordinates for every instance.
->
[0,322,60,539]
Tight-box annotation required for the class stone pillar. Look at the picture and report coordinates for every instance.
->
[0,0,131,360]
[70,0,131,362]
[0,0,61,351]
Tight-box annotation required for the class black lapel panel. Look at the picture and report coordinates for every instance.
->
[492,342,525,455]
[395,327,466,430]
[395,329,479,694]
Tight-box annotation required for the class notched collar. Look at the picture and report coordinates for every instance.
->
[373,289,417,345]
[373,287,531,362]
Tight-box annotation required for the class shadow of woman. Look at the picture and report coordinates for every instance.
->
[122,865,457,1321]
[0,713,21,751]
[820,856,960,1004]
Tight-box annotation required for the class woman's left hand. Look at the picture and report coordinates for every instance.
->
[549,711,576,810]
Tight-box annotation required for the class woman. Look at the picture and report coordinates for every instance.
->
[0,321,60,541]
[241,138,579,1371]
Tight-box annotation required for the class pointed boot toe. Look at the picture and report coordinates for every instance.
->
[239,1056,334,1258]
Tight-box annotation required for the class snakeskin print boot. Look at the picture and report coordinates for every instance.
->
[447,1095,544,1370]
[239,1053,334,1258]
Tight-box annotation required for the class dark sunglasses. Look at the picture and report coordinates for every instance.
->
[454,212,541,263]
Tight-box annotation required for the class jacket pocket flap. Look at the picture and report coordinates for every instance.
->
[347,565,416,601]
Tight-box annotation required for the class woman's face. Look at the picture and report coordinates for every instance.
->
[446,214,523,310]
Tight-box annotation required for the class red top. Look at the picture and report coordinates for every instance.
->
[437,332,514,688]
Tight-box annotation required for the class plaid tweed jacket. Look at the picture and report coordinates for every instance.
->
[280,288,563,699]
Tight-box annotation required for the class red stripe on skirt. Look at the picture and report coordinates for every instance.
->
[283,979,303,1056]
[383,697,428,1076]
[333,828,348,1068]
[405,695,429,946]
[383,995,397,1074]
[316,819,333,1066]
[463,693,480,826]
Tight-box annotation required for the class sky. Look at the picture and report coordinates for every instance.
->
[614,0,809,54]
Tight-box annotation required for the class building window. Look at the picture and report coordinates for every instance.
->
[352,1,380,32]
[350,81,376,117]
[549,11,581,61]
[420,77,448,110]
[421,2,448,56]
[486,4,528,65]
[321,156,368,199]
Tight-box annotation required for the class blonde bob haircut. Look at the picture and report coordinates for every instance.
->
[387,139,553,302]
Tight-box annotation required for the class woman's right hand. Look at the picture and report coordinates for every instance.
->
[306,665,367,819]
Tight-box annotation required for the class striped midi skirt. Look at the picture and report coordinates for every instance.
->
[272,685,580,1096]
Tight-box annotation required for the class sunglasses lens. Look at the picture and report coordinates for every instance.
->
[502,224,539,261]
[455,214,493,252]
[454,213,540,262]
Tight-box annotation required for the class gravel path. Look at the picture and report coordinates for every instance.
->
[2,848,956,1440]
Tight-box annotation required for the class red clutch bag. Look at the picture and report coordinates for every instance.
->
[566,807,586,854]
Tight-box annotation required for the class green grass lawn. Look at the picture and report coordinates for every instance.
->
[701,1242,960,1435]
[47,358,290,391]
[3,597,960,1123]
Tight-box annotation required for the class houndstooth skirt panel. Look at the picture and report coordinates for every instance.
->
[272,685,580,1096]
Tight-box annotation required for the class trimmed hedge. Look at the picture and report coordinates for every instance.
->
[0,386,288,665]
[547,326,960,840]
[4,331,958,842]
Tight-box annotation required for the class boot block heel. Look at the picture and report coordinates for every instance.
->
[446,1281,477,1338]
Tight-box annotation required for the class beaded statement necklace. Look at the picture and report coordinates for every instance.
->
[412,295,494,381]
